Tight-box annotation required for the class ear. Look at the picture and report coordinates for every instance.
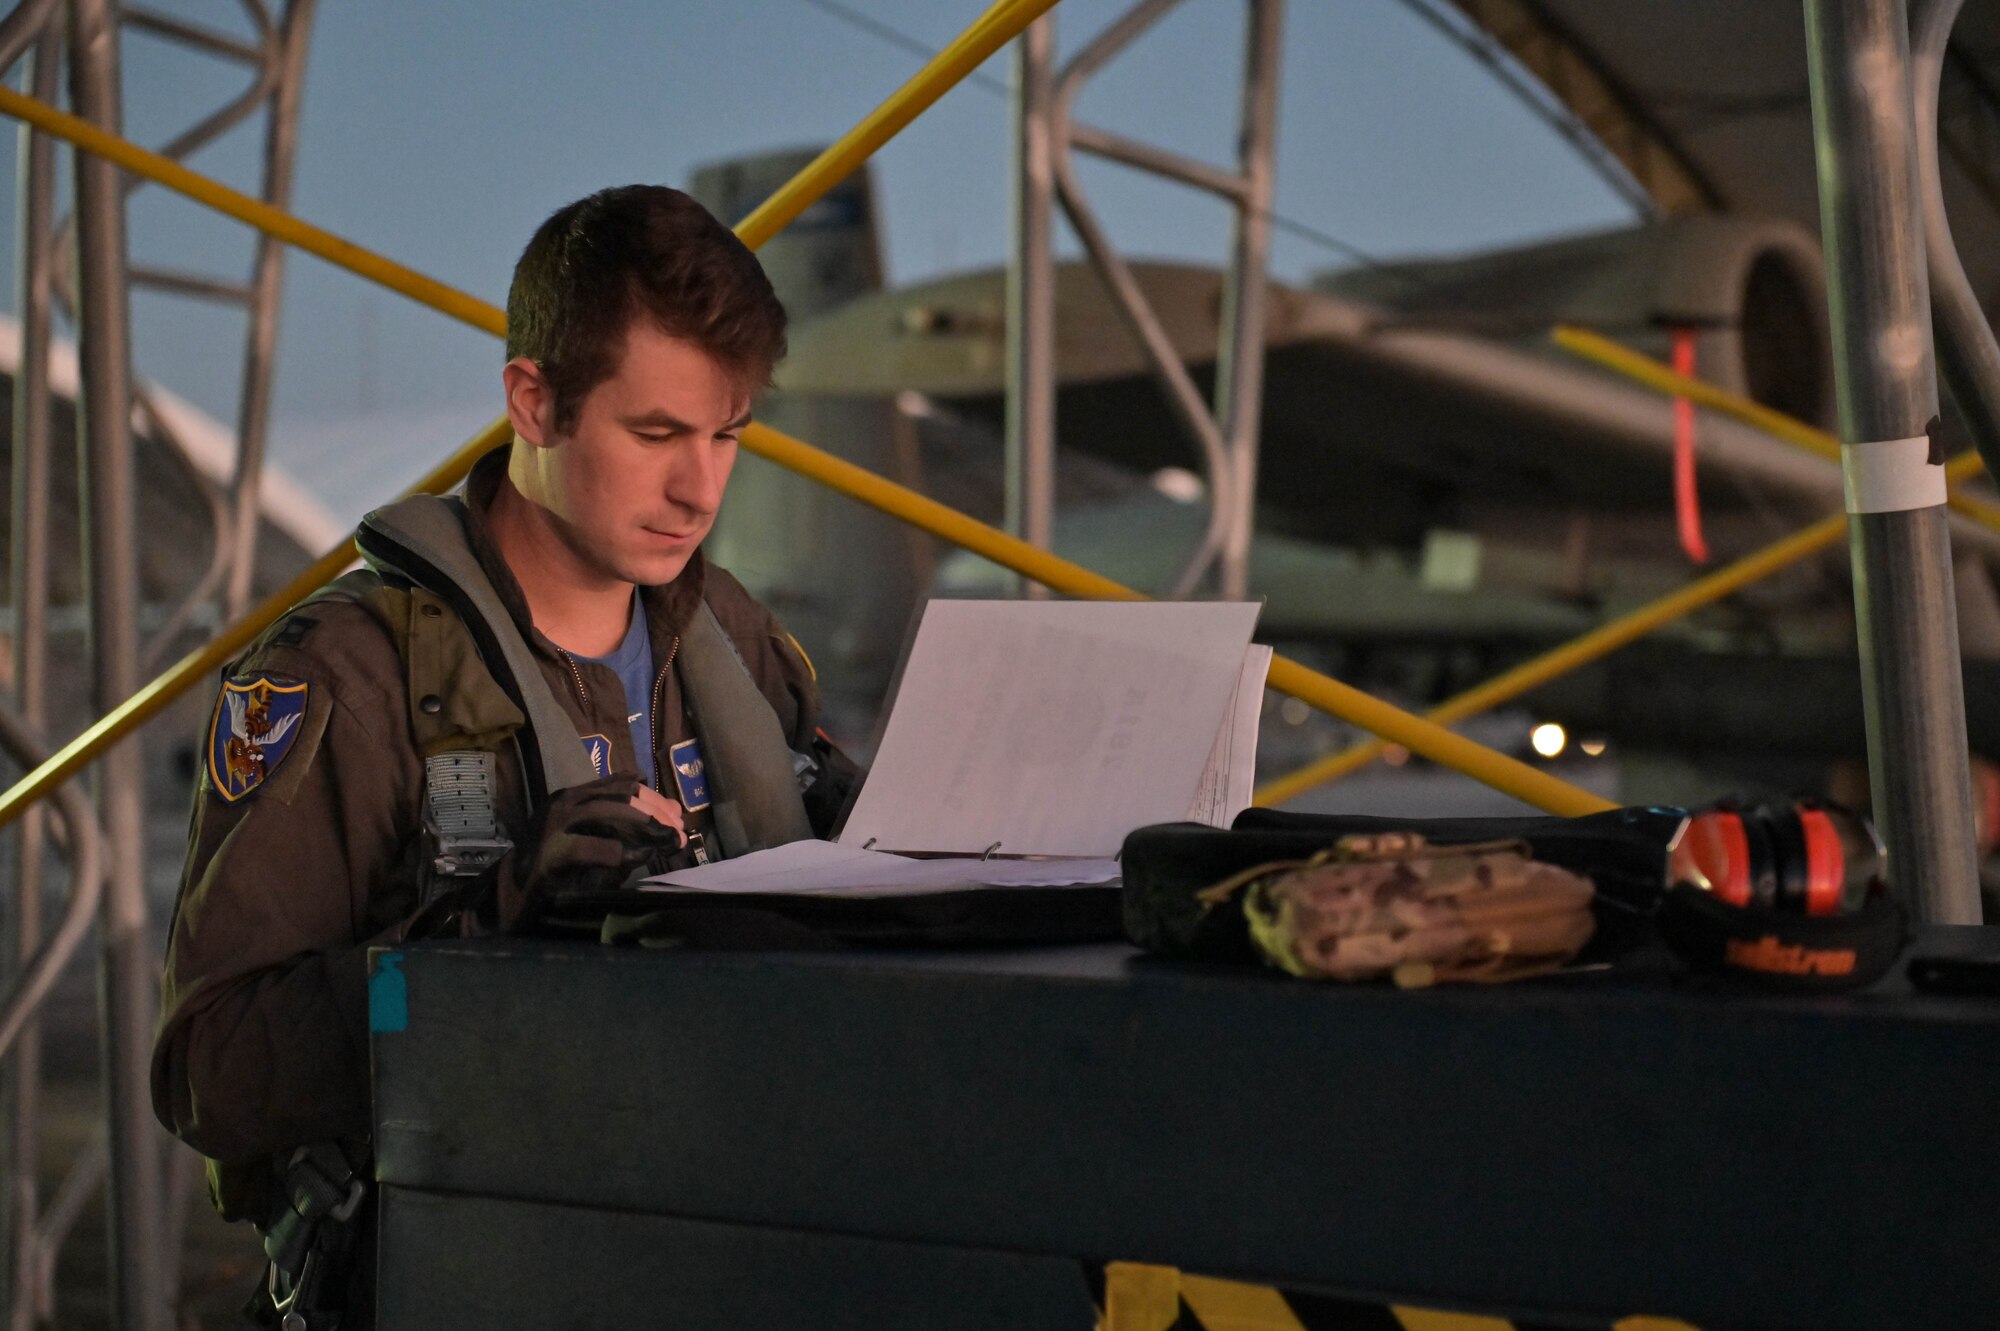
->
[503,356,557,447]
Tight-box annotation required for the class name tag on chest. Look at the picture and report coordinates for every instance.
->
[669,737,712,811]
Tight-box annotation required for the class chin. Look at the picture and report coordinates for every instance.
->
[621,551,696,588]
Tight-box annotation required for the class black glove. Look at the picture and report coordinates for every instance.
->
[497,773,683,929]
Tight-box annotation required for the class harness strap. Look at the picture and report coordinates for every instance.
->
[358,492,813,859]
[681,601,814,856]
[357,496,596,802]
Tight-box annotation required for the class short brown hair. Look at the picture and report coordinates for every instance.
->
[506,185,787,433]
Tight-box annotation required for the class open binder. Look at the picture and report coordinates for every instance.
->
[646,598,1269,899]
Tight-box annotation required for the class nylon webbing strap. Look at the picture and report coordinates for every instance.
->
[679,602,814,856]
[424,750,512,877]
[358,495,598,796]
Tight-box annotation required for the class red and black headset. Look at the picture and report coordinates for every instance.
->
[1658,800,1906,990]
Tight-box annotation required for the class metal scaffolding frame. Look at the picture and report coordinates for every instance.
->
[1013,0,1283,599]
[64,0,166,1319]
[1806,0,1979,923]
[0,1,1997,1315]
[1916,0,2000,474]
[4,24,58,1331]
[0,1,319,1325]
[1004,12,1054,598]
[1258,2,2000,910]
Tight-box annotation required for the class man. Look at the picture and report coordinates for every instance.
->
[153,185,853,1324]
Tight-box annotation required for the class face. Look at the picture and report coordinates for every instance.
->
[505,322,747,589]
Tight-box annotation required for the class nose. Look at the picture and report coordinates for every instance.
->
[667,438,730,517]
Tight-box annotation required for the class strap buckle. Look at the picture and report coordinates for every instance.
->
[423,751,513,880]
[430,836,511,877]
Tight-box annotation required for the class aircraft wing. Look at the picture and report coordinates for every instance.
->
[777,259,1978,553]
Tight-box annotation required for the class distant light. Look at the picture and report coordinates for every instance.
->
[1580,738,1607,757]
[1150,467,1205,504]
[895,390,935,419]
[1280,697,1310,726]
[1531,723,1567,759]
[1382,744,1410,767]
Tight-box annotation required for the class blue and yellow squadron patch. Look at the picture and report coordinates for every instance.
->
[207,674,309,803]
[669,737,712,812]
[580,734,613,779]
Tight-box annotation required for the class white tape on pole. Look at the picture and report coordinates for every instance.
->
[1842,435,1948,513]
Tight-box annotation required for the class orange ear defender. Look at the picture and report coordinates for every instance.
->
[1661,800,1903,991]
[1669,801,1880,918]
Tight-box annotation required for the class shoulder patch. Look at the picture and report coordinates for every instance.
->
[207,673,311,803]
[580,734,613,778]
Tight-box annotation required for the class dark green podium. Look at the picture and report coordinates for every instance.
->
[369,931,2000,1330]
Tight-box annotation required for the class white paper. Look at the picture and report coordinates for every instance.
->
[638,837,1118,898]
[838,599,1262,857]
[1185,644,1272,827]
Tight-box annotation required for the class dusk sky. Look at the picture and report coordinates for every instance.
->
[0,0,1636,522]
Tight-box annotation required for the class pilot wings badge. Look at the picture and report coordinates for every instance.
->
[207,674,308,803]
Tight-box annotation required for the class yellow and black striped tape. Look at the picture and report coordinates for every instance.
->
[1100,1263,1701,1331]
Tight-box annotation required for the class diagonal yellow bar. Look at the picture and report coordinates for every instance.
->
[1255,325,2000,809]
[736,0,1052,249]
[1552,323,2000,532]
[0,82,508,337]
[1255,450,1989,807]
[0,0,1061,829]
[744,421,1613,816]
[0,0,1063,341]
[0,0,1609,828]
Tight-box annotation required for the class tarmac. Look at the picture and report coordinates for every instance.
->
[14,936,261,1329]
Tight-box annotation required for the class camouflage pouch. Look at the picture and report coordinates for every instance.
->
[1197,832,1596,987]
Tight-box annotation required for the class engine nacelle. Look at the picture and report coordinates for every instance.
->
[1317,215,1834,432]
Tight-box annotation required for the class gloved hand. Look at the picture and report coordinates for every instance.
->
[496,773,684,929]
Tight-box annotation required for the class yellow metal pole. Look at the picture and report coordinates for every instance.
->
[1253,326,2000,809]
[744,421,1616,817]
[0,0,1610,824]
[1255,451,1989,807]
[1552,323,2000,532]
[0,0,1064,334]
[10,396,1611,825]
[0,418,517,832]
[735,0,1060,249]
[0,0,1069,830]
[0,83,509,338]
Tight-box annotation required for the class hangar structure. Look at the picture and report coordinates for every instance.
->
[0,0,1996,1327]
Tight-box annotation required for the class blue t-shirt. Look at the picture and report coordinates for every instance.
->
[579,593,656,787]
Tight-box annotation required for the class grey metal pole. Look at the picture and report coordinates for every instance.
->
[66,0,171,1323]
[1805,0,1982,922]
[1213,0,1282,600]
[1909,0,2000,474]
[1005,12,1055,600]
[5,26,58,1331]
[223,0,316,618]
[0,0,59,72]
[1052,0,1235,597]
[0,706,108,1062]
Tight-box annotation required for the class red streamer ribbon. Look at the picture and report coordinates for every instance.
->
[1672,328,1709,565]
